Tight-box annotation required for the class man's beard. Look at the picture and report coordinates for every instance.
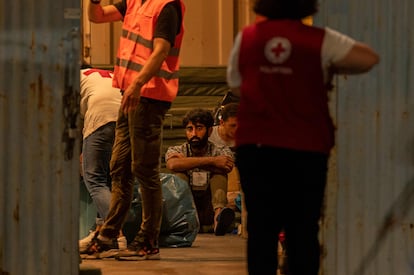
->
[189,134,209,150]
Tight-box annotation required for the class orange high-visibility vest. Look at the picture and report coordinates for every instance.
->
[113,0,185,102]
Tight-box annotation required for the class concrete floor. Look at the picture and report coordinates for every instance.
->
[79,233,248,275]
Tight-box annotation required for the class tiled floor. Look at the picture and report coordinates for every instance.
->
[79,233,247,275]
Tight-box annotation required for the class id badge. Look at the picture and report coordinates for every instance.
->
[191,171,209,191]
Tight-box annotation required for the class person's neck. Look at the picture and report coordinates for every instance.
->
[218,125,230,142]
[190,144,208,156]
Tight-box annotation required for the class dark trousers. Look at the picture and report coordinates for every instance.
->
[101,97,170,243]
[236,145,328,275]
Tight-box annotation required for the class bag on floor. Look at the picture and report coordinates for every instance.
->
[123,173,200,247]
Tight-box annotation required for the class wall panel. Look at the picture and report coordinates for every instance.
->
[83,0,236,67]
[0,0,81,274]
[316,1,414,274]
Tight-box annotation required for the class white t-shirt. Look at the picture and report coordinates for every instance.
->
[80,69,122,139]
[209,125,235,148]
[227,26,356,88]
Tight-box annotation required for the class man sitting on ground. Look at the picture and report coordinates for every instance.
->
[165,108,235,235]
[209,102,243,234]
[209,102,239,150]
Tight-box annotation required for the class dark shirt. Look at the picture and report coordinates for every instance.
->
[114,0,181,46]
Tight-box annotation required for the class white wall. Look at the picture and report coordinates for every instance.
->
[82,0,255,67]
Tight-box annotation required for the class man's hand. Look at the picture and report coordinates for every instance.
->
[121,82,141,114]
[214,155,234,173]
[119,37,171,115]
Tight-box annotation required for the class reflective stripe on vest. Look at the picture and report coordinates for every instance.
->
[113,0,185,102]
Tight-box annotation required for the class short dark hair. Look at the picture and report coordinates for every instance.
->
[221,103,239,121]
[183,108,214,128]
[253,0,318,20]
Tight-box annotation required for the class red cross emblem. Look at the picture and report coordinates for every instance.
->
[83,69,113,78]
[272,43,287,58]
[264,37,291,64]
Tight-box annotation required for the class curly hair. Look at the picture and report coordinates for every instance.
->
[182,108,214,128]
[253,0,318,20]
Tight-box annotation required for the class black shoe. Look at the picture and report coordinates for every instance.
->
[215,207,235,236]
[83,236,119,259]
[116,236,160,261]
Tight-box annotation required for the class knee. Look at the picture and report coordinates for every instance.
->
[210,173,228,192]
[175,173,189,183]
[210,174,228,209]
[212,189,227,209]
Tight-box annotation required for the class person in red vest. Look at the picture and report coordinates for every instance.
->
[85,0,185,261]
[227,0,379,274]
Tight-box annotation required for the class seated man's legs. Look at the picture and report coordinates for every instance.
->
[175,172,214,230]
[209,173,227,217]
[175,172,234,235]
[209,173,235,235]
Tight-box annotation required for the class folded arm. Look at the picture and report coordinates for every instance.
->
[166,153,234,174]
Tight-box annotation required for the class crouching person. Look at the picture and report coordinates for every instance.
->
[165,108,235,235]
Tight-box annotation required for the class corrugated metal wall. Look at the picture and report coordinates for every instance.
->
[316,1,414,275]
[0,1,81,275]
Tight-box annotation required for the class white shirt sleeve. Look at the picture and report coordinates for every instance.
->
[79,69,88,118]
[228,27,356,86]
[321,27,356,70]
[226,31,242,88]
